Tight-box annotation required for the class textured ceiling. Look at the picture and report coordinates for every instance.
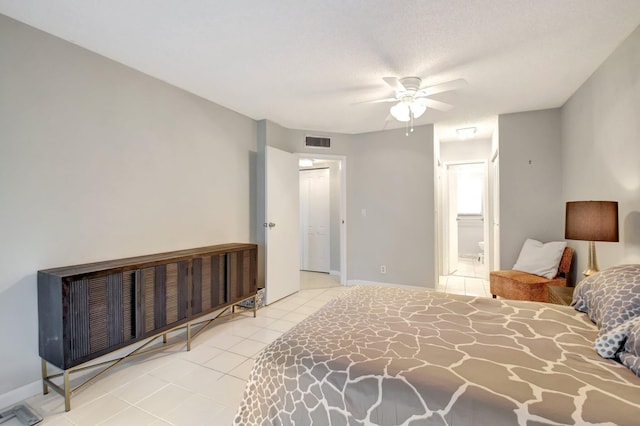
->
[1,1,639,139]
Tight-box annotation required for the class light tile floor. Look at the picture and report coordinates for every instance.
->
[437,274,491,297]
[452,256,487,279]
[23,271,486,426]
[438,256,491,297]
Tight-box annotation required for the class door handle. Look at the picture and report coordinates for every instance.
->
[263,222,276,229]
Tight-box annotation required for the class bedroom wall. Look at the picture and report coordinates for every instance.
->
[261,121,436,287]
[0,15,257,403]
[498,108,564,270]
[561,25,640,278]
[349,126,435,287]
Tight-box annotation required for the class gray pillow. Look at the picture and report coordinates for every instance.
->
[619,317,640,375]
[595,315,639,357]
[572,264,640,366]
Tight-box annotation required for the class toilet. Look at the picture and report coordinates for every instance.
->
[478,241,485,263]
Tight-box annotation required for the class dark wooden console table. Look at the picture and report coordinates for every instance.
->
[38,243,257,411]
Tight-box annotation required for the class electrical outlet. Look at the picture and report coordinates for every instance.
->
[380,265,386,274]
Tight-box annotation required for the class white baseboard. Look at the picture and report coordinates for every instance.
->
[0,380,41,409]
[346,280,432,290]
[329,270,341,276]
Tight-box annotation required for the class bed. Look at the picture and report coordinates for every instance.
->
[235,269,640,426]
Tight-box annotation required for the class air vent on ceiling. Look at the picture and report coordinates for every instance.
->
[305,136,330,149]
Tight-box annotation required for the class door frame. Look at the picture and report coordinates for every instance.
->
[491,151,500,271]
[296,153,347,285]
[439,160,490,278]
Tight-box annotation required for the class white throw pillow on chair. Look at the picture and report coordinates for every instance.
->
[512,238,567,279]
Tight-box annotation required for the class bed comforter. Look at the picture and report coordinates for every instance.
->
[235,286,640,426]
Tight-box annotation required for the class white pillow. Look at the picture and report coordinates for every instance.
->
[512,239,567,279]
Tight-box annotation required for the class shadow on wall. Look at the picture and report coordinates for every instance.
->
[624,210,640,251]
[0,274,40,395]
[567,250,578,288]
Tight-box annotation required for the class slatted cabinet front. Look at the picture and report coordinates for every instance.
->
[67,271,137,364]
[39,244,257,370]
[191,254,226,316]
[228,248,257,304]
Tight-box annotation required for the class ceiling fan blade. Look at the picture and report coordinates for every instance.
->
[416,78,467,97]
[382,77,406,92]
[352,97,398,105]
[415,97,454,112]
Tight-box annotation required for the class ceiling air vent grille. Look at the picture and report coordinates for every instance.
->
[305,136,330,149]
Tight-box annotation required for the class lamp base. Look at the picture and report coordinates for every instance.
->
[582,240,599,277]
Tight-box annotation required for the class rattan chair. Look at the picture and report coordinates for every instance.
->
[490,247,573,302]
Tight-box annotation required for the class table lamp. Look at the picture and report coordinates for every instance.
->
[565,201,618,276]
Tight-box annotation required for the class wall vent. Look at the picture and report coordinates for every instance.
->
[305,136,331,149]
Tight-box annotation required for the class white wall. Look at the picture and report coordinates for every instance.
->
[457,218,484,257]
[498,109,564,270]
[561,25,640,279]
[0,15,257,401]
[440,138,492,162]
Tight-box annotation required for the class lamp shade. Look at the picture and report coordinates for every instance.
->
[390,102,410,122]
[410,102,427,118]
[565,201,619,242]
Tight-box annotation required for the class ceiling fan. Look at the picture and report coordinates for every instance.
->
[366,76,467,133]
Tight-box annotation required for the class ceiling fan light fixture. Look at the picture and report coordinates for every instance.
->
[410,102,426,118]
[390,102,410,122]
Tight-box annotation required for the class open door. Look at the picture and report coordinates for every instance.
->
[264,146,300,305]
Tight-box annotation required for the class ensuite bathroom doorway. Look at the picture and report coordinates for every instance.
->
[444,162,488,279]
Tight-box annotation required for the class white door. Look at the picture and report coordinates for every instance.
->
[481,161,490,278]
[492,154,501,271]
[447,165,458,274]
[265,146,300,305]
[300,168,330,272]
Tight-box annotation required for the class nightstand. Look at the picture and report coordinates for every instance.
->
[548,286,574,305]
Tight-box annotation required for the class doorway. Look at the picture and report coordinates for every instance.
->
[444,162,487,279]
[297,154,347,285]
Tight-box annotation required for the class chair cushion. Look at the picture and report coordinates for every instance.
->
[492,270,552,284]
[490,270,566,302]
[512,239,567,279]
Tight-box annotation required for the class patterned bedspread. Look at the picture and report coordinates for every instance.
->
[235,286,640,426]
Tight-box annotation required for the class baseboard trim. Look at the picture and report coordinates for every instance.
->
[329,270,341,276]
[346,280,432,290]
[0,380,41,409]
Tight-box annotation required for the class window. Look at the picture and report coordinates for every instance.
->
[456,166,483,215]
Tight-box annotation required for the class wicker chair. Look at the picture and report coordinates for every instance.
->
[490,247,573,302]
